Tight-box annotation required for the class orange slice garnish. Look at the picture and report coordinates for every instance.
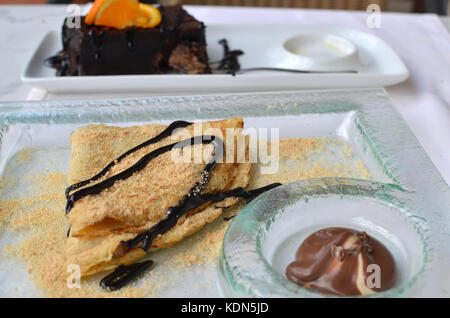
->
[85,0,161,29]
[85,0,104,25]
[135,3,162,28]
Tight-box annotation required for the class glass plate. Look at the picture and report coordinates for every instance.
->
[0,88,448,297]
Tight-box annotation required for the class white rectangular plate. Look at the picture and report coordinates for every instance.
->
[21,24,409,94]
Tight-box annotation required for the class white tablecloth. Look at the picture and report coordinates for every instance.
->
[1,5,449,185]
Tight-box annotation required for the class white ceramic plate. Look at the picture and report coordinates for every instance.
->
[21,24,409,93]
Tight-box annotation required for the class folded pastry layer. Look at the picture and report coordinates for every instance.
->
[65,118,251,276]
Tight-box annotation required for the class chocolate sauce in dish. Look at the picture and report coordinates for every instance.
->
[286,227,396,296]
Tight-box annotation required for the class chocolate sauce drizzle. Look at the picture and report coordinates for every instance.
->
[99,260,154,291]
[45,51,69,76]
[65,134,219,215]
[65,120,193,200]
[125,182,282,251]
[223,215,236,221]
[211,39,244,75]
[125,29,136,50]
[64,120,281,290]
[100,183,280,290]
[124,136,222,251]
[88,29,106,63]
[46,28,106,72]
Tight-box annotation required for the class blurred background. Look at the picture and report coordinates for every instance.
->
[0,0,448,15]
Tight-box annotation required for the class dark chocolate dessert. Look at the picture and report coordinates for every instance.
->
[286,227,396,296]
[47,5,211,76]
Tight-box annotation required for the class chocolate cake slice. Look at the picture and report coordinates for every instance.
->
[47,5,211,76]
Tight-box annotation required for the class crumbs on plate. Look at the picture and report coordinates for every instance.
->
[0,138,370,297]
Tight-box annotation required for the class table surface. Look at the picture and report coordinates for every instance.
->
[0,5,449,187]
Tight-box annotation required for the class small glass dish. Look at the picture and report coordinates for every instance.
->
[218,178,430,298]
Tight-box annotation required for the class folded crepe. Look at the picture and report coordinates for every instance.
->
[65,118,251,277]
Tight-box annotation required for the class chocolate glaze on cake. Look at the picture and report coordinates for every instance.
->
[47,5,211,76]
[286,227,396,296]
